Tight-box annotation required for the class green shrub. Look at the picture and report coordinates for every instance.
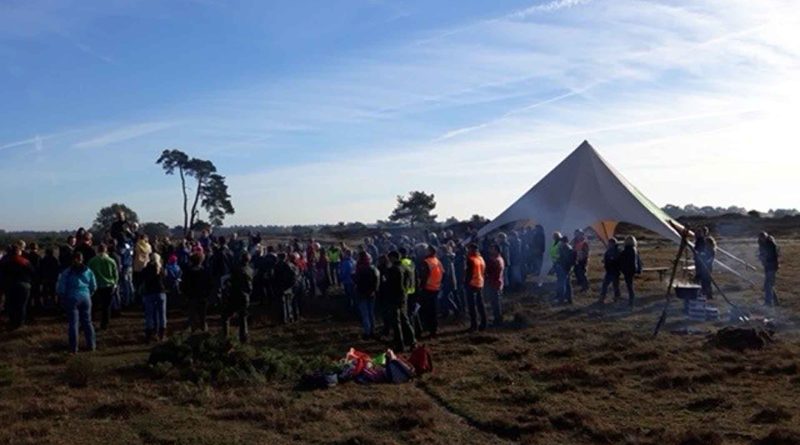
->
[0,365,14,387]
[147,333,324,386]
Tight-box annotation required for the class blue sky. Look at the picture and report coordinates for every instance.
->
[1,0,798,230]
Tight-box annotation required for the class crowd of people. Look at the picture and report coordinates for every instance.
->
[0,211,783,353]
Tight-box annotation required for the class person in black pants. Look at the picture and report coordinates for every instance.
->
[1,243,34,330]
[182,252,212,333]
[619,236,642,308]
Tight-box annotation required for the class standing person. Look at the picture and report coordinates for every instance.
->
[339,249,356,308]
[0,242,34,330]
[223,252,253,343]
[697,237,716,299]
[485,244,505,326]
[438,245,459,318]
[555,236,575,304]
[39,247,61,308]
[375,254,393,338]
[598,238,621,303]
[353,251,380,339]
[163,254,183,305]
[182,252,212,332]
[24,242,43,312]
[133,233,152,298]
[117,239,134,308]
[328,245,341,287]
[464,243,487,332]
[693,227,709,284]
[59,235,77,271]
[758,232,780,306]
[496,233,511,288]
[316,249,331,298]
[209,237,233,305]
[572,230,590,292]
[619,236,642,308]
[141,253,167,343]
[273,253,298,324]
[87,244,118,330]
[110,210,133,247]
[56,252,97,353]
[256,245,278,307]
[530,225,546,280]
[418,246,444,338]
[383,251,416,352]
[75,233,96,264]
[364,238,379,268]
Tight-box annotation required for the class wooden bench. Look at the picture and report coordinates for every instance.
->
[642,267,670,281]
[642,265,696,281]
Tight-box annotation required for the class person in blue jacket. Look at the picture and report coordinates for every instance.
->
[57,252,97,353]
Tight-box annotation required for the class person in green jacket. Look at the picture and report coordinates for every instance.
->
[87,243,119,330]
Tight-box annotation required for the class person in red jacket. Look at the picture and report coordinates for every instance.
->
[464,243,487,332]
[485,243,505,326]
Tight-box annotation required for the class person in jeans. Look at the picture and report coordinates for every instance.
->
[87,243,118,330]
[599,238,621,303]
[353,251,380,340]
[758,232,780,306]
[141,252,167,343]
[619,236,643,308]
[222,252,253,343]
[485,243,505,326]
[464,243,487,332]
[339,249,356,308]
[56,252,97,353]
[182,252,212,332]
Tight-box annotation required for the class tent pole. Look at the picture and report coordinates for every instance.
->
[653,225,691,337]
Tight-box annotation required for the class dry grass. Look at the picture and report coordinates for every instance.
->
[1,234,799,444]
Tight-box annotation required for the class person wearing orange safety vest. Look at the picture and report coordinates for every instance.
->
[418,245,444,338]
[464,243,487,332]
[572,229,590,292]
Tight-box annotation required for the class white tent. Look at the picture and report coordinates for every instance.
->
[477,140,745,278]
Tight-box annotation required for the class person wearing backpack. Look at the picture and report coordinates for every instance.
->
[599,237,621,303]
[383,251,417,352]
[354,251,380,340]
[758,232,780,306]
[464,243,487,332]
[619,236,643,308]
[87,243,119,330]
[222,252,253,343]
[56,251,97,352]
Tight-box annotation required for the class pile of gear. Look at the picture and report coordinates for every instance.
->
[299,345,432,390]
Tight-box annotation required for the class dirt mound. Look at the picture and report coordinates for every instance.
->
[710,327,773,352]
[754,429,800,445]
[752,408,793,425]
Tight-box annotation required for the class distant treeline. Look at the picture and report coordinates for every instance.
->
[662,204,799,219]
